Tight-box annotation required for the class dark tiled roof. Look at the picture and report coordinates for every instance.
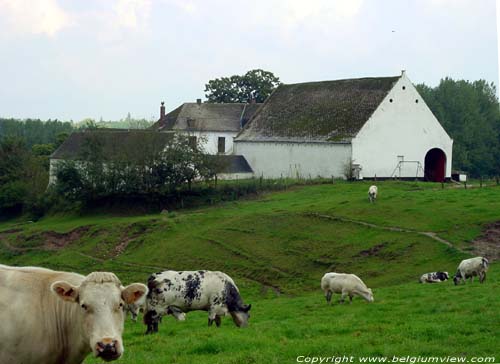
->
[152,103,262,132]
[51,130,174,160]
[235,76,400,143]
[215,155,253,174]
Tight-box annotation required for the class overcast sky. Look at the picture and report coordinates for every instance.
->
[0,0,497,121]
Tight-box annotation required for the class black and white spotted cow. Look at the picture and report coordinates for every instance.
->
[144,270,251,334]
[419,271,449,283]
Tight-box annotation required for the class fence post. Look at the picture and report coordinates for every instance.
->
[332,175,334,184]
[480,177,483,188]
[464,181,467,189]
[496,176,499,185]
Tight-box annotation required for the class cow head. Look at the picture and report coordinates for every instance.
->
[51,272,147,362]
[230,303,251,327]
[365,288,374,302]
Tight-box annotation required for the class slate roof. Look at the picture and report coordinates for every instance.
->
[50,130,252,175]
[152,103,262,132]
[235,76,400,143]
[51,130,174,160]
[215,155,253,174]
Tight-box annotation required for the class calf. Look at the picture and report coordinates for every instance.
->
[144,270,251,334]
[321,272,374,304]
[368,185,378,203]
[419,271,449,283]
[453,257,489,285]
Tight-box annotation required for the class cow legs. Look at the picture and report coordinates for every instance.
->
[208,310,219,328]
[215,315,222,327]
[325,290,333,304]
[349,294,353,304]
[480,272,486,283]
[339,289,348,304]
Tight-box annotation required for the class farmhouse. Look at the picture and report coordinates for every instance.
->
[152,100,261,155]
[234,71,453,181]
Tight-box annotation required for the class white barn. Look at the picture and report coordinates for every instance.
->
[234,71,453,181]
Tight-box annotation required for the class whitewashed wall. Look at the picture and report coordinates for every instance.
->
[181,131,237,155]
[352,73,453,179]
[48,159,62,185]
[234,142,351,179]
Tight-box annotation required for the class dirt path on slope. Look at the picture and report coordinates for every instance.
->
[305,212,464,253]
[470,221,500,261]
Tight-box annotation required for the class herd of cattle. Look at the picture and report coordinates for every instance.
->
[0,254,490,364]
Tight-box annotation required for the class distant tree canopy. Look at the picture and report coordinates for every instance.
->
[416,78,500,177]
[205,69,281,103]
[0,137,48,217]
[0,118,74,147]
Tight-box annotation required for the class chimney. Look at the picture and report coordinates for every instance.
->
[401,69,406,77]
[196,98,202,105]
[160,101,165,120]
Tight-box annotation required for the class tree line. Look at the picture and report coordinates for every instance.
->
[416,79,500,178]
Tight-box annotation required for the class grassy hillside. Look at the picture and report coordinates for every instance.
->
[0,181,497,292]
[0,181,498,362]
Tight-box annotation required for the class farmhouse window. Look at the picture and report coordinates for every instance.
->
[218,137,225,154]
[189,136,197,149]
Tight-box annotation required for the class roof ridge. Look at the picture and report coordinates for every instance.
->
[283,75,401,87]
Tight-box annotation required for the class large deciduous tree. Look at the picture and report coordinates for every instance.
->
[205,69,281,103]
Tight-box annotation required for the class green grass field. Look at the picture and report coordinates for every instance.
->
[0,181,498,363]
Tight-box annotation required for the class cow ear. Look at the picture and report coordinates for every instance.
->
[51,281,79,302]
[122,283,148,304]
[243,304,251,312]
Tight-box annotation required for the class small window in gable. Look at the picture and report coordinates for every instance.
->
[390,98,393,103]
[402,86,406,90]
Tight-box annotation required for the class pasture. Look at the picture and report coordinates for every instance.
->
[0,181,499,363]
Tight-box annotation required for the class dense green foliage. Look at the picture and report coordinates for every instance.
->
[416,79,500,177]
[0,182,498,362]
[205,69,281,103]
[53,133,221,210]
[0,118,73,147]
[0,138,49,217]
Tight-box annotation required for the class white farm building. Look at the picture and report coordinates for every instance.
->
[50,72,453,183]
[234,71,453,181]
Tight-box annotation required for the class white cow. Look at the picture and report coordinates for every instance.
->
[453,257,489,285]
[368,185,378,203]
[0,265,147,364]
[321,272,374,304]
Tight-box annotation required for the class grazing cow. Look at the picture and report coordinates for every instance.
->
[0,264,147,364]
[368,185,378,203]
[419,271,449,283]
[321,272,374,304]
[453,257,489,285]
[144,270,251,334]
